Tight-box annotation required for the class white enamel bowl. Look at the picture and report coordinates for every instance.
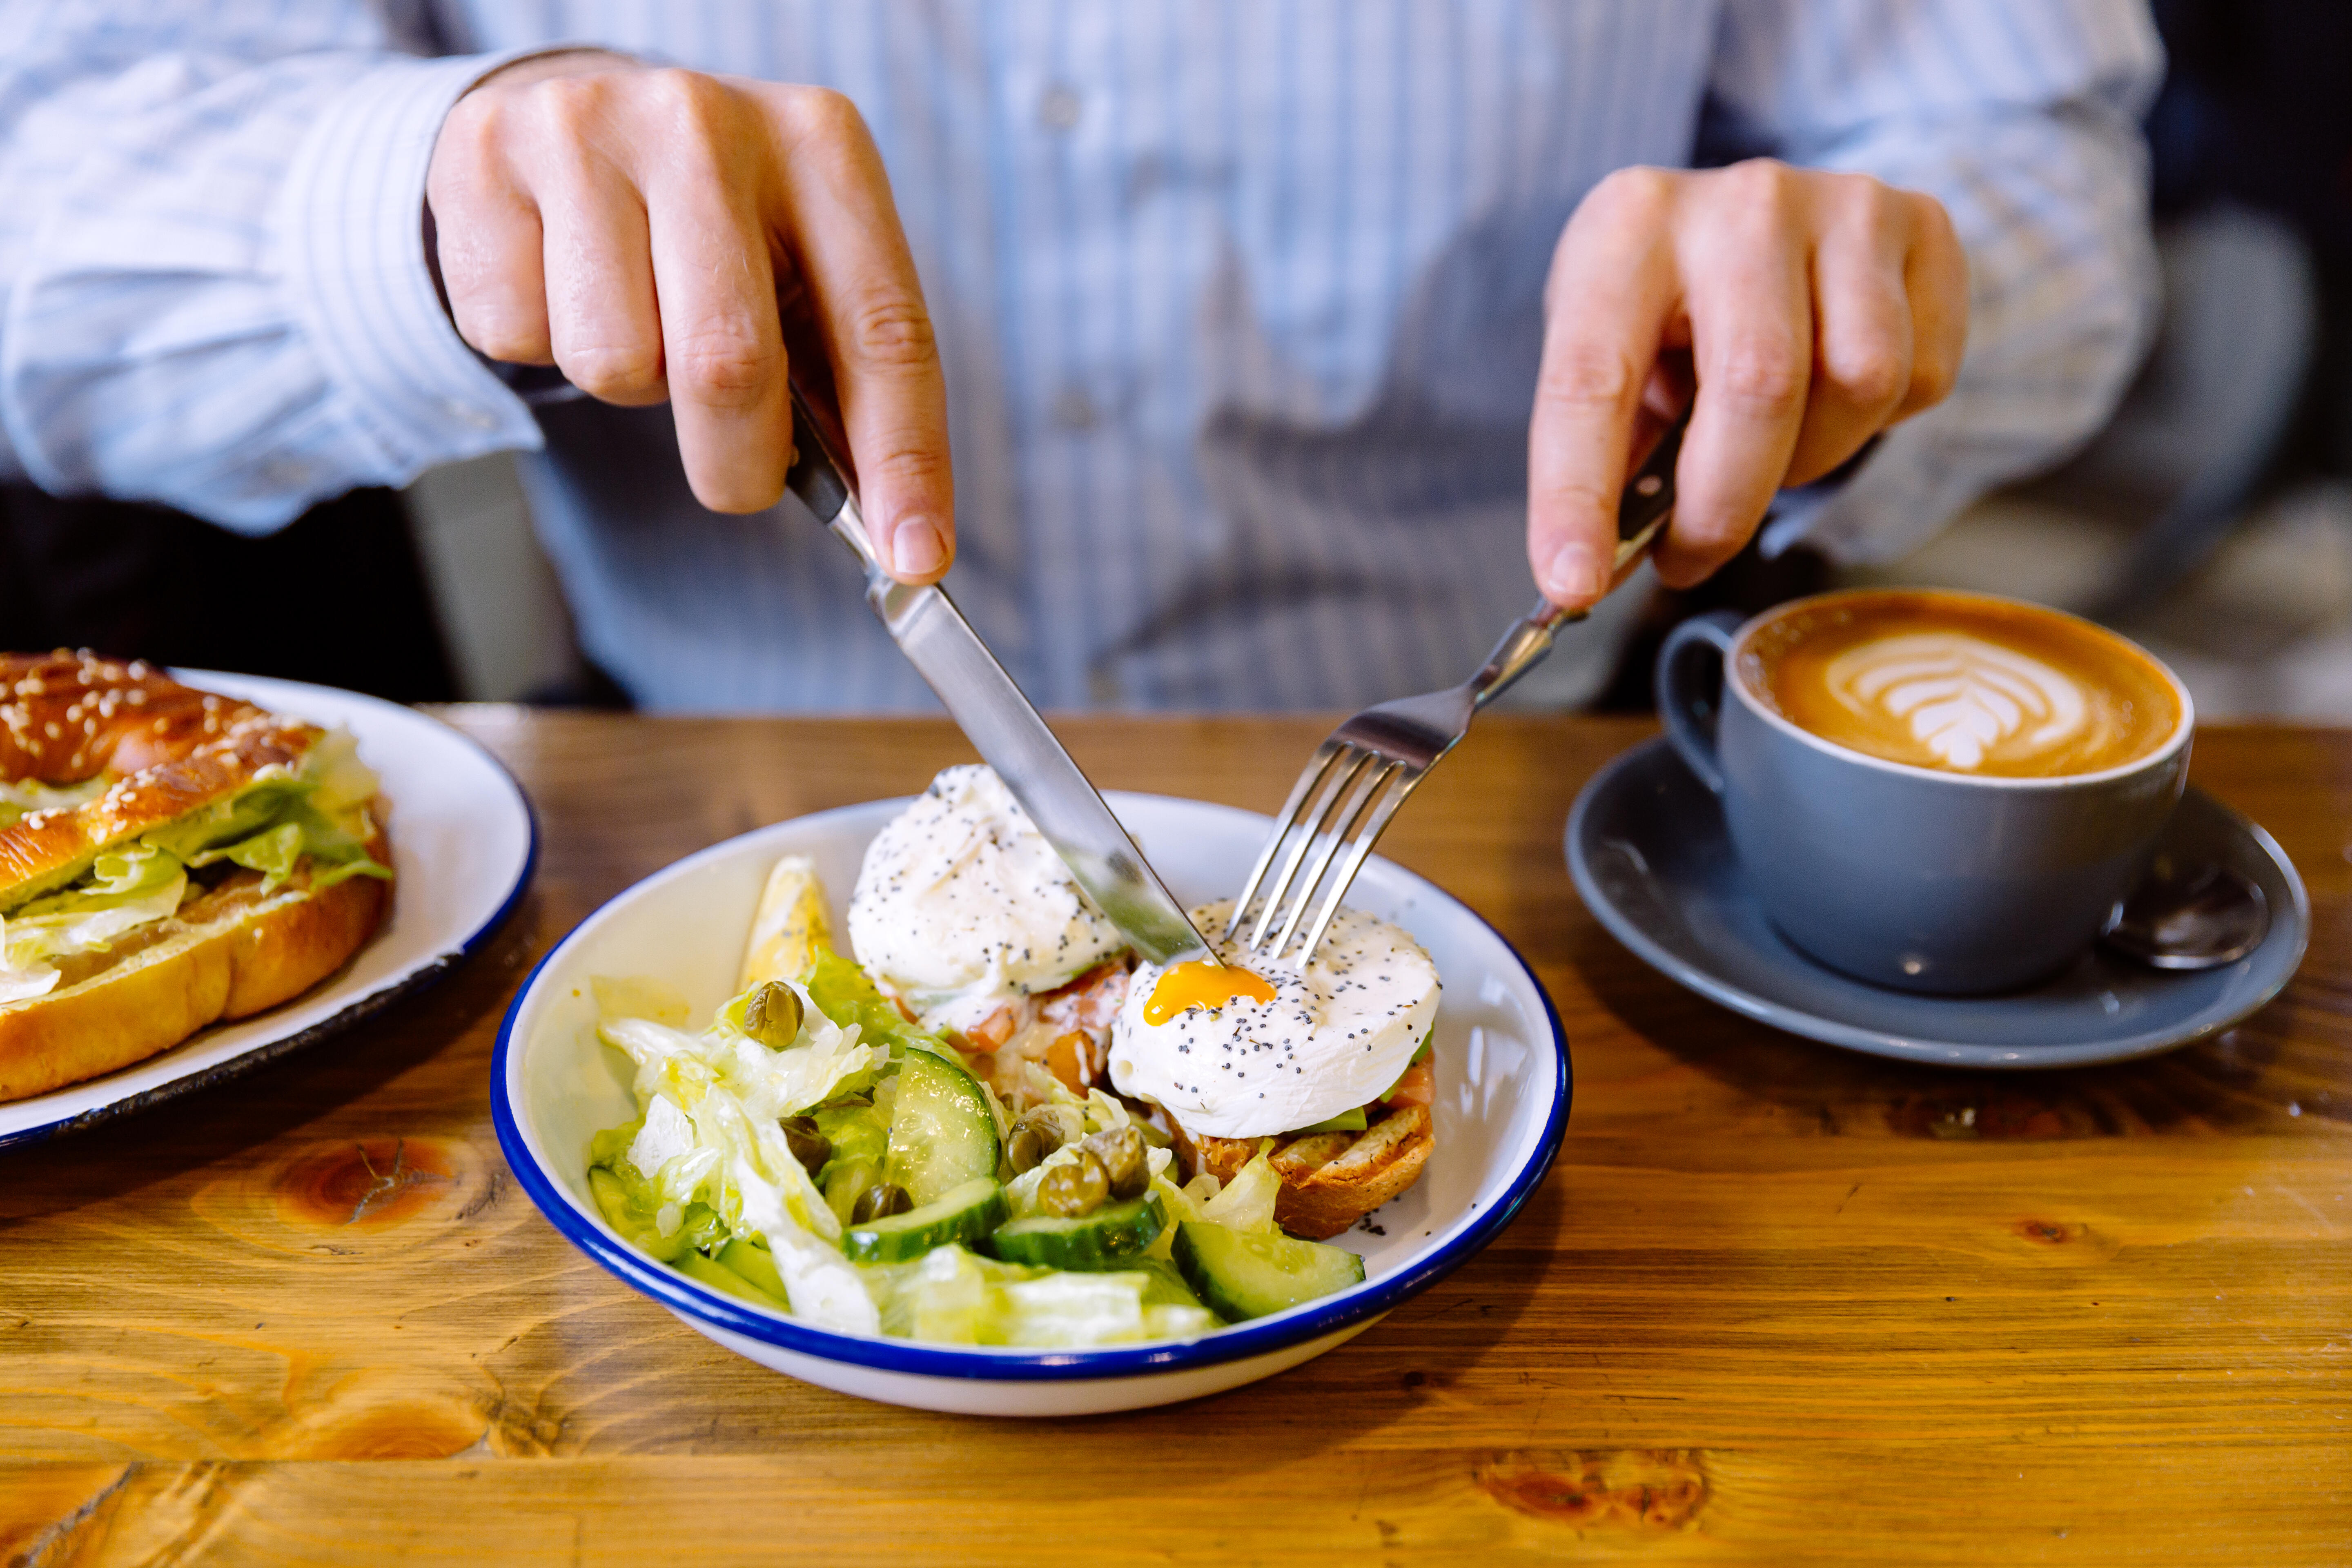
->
[494,793,1569,1415]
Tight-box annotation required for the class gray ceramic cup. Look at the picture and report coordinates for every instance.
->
[1655,597,2195,994]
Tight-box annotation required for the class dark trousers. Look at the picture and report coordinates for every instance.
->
[0,486,457,702]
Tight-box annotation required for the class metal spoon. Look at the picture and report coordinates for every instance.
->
[2099,852,2270,970]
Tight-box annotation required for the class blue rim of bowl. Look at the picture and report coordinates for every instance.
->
[0,693,540,1153]
[491,796,1571,1382]
[1566,736,2310,1067]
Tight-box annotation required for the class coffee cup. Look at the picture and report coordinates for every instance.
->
[1655,588,2194,994]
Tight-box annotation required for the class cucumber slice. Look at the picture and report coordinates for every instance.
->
[1127,1256,1210,1313]
[1172,1220,1366,1322]
[984,1194,1167,1270]
[885,1049,1000,1205]
[718,1236,791,1303]
[842,1175,1008,1264]
[675,1247,787,1310]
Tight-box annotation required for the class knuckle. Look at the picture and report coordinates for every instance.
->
[864,441,951,494]
[1831,341,1908,411]
[1710,336,1808,414]
[1831,168,1890,207]
[642,65,720,113]
[1535,477,1621,523]
[1666,510,1748,559]
[845,292,938,370]
[562,341,664,399]
[1584,165,1676,226]
[1720,156,1797,213]
[1914,191,1962,249]
[784,85,868,143]
[443,89,504,149]
[1537,342,1640,412]
[465,320,548,364]
[1909,344,1961,408]
[670,324,778,402]
[532,72,614,131]
[639,66,737,138]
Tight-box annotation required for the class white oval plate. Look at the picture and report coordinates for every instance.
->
[0,672,536,1149]
[496,792,1569,1416]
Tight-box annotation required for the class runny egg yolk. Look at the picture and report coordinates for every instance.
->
[1142,959,1275,1025]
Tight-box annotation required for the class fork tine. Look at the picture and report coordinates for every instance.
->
[1269,759,1404,961]
[1246,746,1374,952]
[1225,739,1344,941]
[1286,766,1426,964]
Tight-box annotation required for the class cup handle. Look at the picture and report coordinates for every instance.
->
[1654,609,1746,795]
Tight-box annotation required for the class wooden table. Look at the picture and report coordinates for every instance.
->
[3,714,2345,1565]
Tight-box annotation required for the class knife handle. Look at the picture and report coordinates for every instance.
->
[783,384,886,579]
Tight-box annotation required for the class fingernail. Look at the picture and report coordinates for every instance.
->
[1543,541,1606,603]
[891,517,948,578]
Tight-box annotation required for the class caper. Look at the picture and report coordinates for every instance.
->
[1037,1151,1109,1217]
[741,981,804,1047]
[1006,1107,1069,1175]
[779,1114,831,1174]
[1080,1125,1148,1200]
[851,1181,913,1224]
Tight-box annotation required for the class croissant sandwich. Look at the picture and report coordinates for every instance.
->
[0,652,393,1103]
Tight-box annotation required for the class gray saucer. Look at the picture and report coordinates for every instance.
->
[1566,738,2310,1069]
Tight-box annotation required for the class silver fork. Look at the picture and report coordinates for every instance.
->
[1229,410,1691,966]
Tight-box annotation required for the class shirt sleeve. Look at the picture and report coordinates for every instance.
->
[0,2,552,533]
[1700,0,2167,565]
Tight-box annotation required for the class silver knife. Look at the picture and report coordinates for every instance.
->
[783,385,1216,967]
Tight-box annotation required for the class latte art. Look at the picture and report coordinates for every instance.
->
[1826,633,2087,771]
[1740,590,2185,780]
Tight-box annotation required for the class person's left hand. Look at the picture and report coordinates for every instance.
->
[1528,159,1968,609]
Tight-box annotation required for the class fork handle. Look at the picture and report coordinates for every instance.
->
[1471,405,1691,709]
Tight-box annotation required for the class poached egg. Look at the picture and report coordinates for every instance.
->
[846,765,1127,1034]
[1110,899,1439,1140]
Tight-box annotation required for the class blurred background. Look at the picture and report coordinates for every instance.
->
[3,0,2346,717]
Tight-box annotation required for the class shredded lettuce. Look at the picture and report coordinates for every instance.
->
[0,845,189,1006]
[141,731,390,893]
[602,978,880,1122]
[1200,1143,1284,1234]
[184,795,389,893]
[0,728,388,1008]
[863,1244,1215,1346]
[0,777,103,831]
[140,776,309,863]
[586,963,1253,1350]
[799,944,956,1060]
[301,728,381,819]
[592,980,889,1333]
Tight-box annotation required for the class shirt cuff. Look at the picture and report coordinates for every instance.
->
[274,48,564,483]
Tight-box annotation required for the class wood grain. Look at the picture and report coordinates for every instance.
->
[2,714,2346,1566]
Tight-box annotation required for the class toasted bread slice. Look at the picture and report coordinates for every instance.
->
[1168,1102,1433,1241]
[0,842,389,1104]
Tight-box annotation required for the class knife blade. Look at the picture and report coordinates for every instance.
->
[782,386,1215,967]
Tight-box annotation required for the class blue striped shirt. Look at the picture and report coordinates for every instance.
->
[0,1,2163,711]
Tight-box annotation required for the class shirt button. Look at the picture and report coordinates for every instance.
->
[443,399,497,430]
[1037,82,1082,131]
[1052,387,1097,430]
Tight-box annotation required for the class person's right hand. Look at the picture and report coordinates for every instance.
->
[426,53,954,582]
